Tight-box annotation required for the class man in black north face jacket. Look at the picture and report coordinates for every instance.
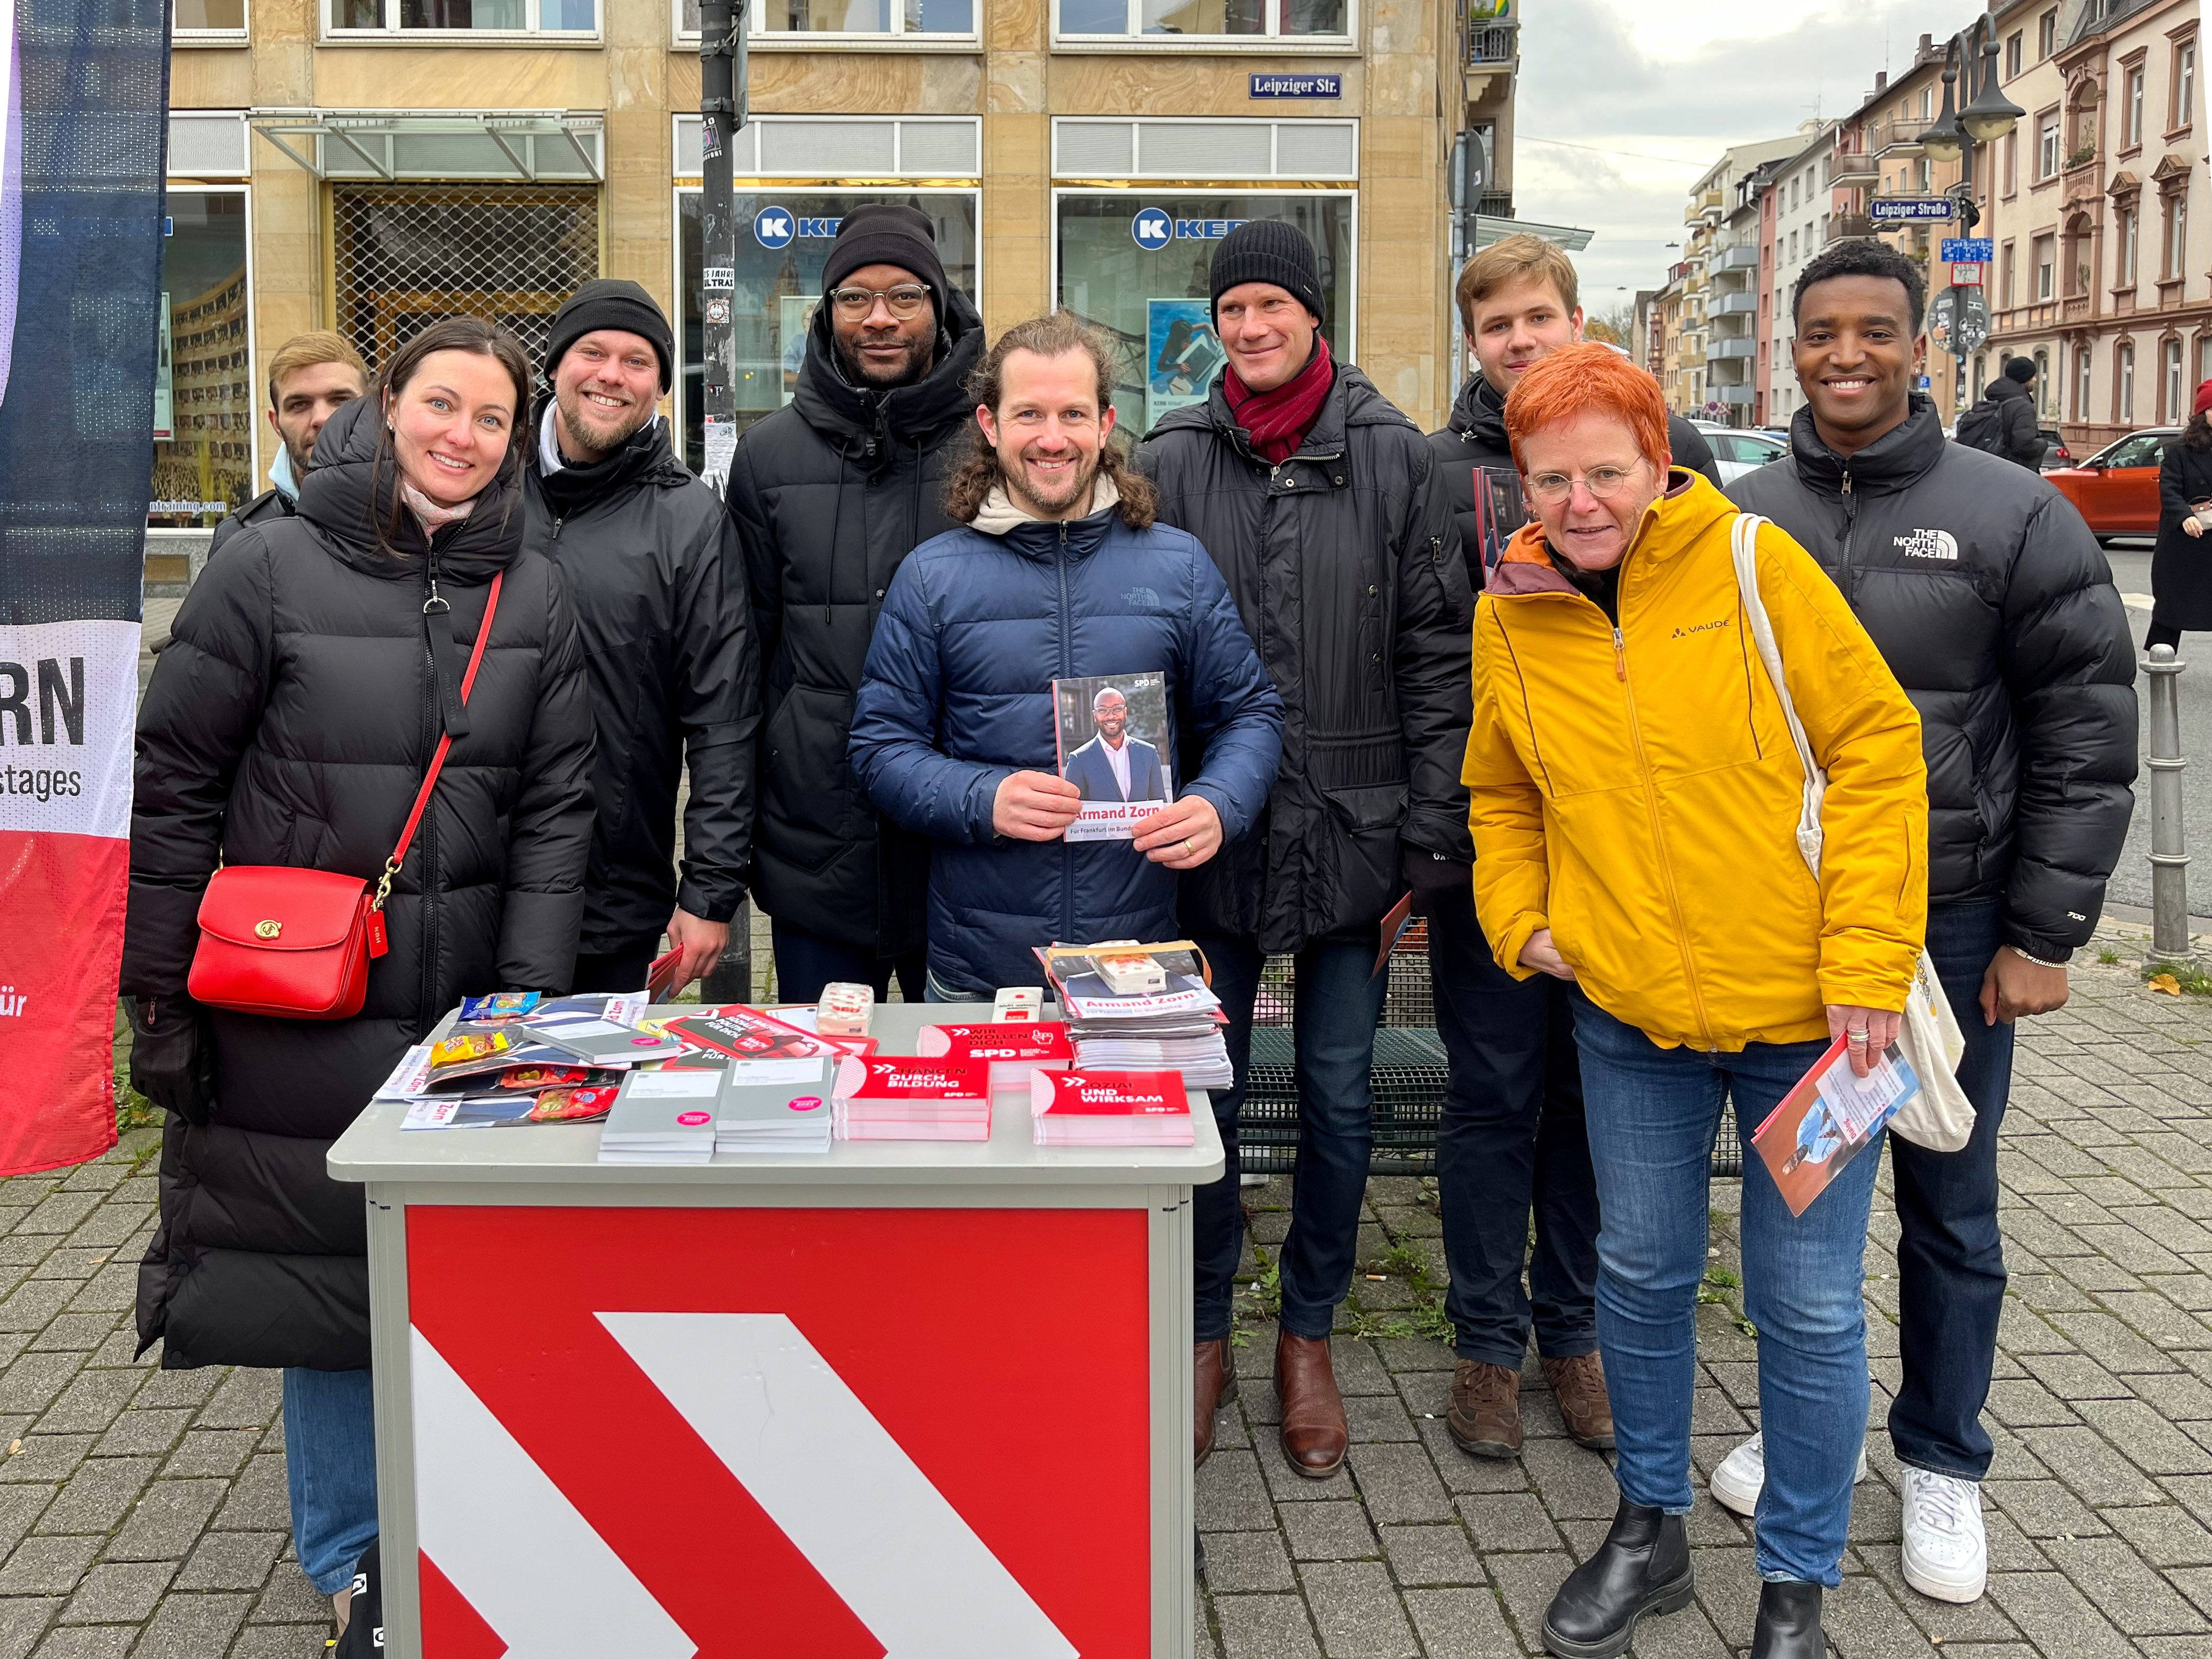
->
[728,205,986,1002]
[524,280,758,993]
[1727,240,2135,1604]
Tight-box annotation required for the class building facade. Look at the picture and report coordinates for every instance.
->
[1761,122,1837,427]
[1668,131,1808,422]
[1977,0,2205,453]
[157,0,1498,562]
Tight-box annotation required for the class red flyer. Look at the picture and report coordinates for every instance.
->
[833,1057,990,1104]
[916,1022,1074,1062]
[1030,1069,1195,1147]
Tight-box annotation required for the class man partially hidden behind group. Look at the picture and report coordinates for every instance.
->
[210,330,369,554]
[729,205,985,1003]
[1064,686,1167,804]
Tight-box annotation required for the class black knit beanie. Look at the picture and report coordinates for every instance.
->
[2002,356,2037,384]
[1209,219,1325,326]
[821,204,951,309]
[544,279,675,392]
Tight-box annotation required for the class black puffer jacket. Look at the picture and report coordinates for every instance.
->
[125,397,596,1370]
[728,290,986,956]
[1984,375,2045,467]
[207,486,294,557]
[1729,398,2136,958]
[1138,363,1473,953]
[1429,373,1722,568]
[524,403,757,951]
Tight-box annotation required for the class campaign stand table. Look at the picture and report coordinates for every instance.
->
[328,1001,1222,1658]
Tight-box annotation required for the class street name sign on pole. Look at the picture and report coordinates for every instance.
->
[1869,198,1956,222]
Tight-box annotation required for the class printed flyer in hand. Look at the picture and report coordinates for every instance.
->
[1053,671,1173,842]
[1752,1036,1922,1217]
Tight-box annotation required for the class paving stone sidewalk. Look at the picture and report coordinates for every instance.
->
[10,943,2212,1654]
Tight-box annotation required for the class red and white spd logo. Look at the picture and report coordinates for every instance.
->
[406,1205,1154,1655]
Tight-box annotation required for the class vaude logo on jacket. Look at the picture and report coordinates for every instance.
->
[1671,617,1729,639]
[1895,528,1960,561]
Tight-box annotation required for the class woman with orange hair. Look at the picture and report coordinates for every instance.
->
[1463,343,1929,1659]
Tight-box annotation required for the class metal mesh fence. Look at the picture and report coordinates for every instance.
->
[1233,927,1745,1178]
[331,184,601,375]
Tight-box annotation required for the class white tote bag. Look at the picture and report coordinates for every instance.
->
[1730,514,1974,1153]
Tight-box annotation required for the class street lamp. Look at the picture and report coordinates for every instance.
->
[1916,13,2024,417]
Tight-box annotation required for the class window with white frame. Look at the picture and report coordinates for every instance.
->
[2126,65,2145,146]
[331,0,595,32]
[2200,331,2212,388]
[2038,8,2055,58]
[678,0,973,35]
[2177,41,2197,130]
[2166,191,2190,279]
[2120,203,2140,286]
[175,0,246,31]
[2035,234,2055,300]
[2118,340,2136,421]
[2166,337,2185,420]
[2036,347,2052,414]
[1054,0,1350,43]
[2038,114,2060,177]
[2076,343,2092,419]
[2006,31,2022,79]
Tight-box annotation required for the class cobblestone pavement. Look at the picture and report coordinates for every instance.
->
[15,942,2212,1654]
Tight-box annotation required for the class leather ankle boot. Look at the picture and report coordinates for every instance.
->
[1194,1339,1238,1466]
[1750,1579,1826,1658]
[1274,1333,1348,1477]
[1540,1496,1694,1659]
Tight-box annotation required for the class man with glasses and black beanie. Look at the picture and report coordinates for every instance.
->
[729,202,986,1001]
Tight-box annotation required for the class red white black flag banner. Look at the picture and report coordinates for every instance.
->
[0,0,171,1172]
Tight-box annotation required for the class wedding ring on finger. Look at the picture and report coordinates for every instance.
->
[1182,837,1196,857]
[1847,1027,1871,1045]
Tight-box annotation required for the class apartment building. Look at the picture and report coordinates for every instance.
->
[1672,131,1809,422]
[155,0,1502,569]
[1977,0,2204,451]
[1761,121,1838,426]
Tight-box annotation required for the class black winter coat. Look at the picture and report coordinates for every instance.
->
[1983,376,2045,468]
[1729,398,2136,959]
[125,398,596,1370]
[729,290,986,956]
[2152,438,2212,633]
[524,403,758,951]
[207,486,295,557]
[1138,363,1474,953]
[1429,373,1721,570]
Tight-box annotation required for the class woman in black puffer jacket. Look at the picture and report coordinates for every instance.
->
[2148,385,2212,652]
[122,317,594,1627]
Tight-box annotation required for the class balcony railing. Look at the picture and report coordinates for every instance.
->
[1714,385,1754,405]
[1713,242,1760,271]
[1827,151,1878,187]
[1467,18,1518,67]
[1709,337,1757,359]
[1829,214,1878,241]
[1709,289,1758,315]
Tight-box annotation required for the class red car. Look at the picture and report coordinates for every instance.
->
[2045,427,2180,540]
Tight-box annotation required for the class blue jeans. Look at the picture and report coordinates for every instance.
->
[1193,935,1389,1342]
[1573,996,1881,1587]
[282,1367,379,1596]
[1889,899,2015,1481]
[1429,881,1599,1366]
[770,920,927,1005]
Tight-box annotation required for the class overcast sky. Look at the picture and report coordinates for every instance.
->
[1514,0,1988,322]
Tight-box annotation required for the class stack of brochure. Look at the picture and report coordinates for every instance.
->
[915,1022,1073,1099]
[1038,942,1233,1091]
[831,1057,992,1142]
[597,1068,719,1165]
[1031,1069,1195,1148]
[715,1071,835,1156]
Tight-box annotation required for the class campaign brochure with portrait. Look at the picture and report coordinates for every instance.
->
[1751,1036,1922,1217]
[1054,672,1173,841]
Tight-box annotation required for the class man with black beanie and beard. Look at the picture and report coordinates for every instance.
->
[728,202,986,1002]
[524,277,759,994]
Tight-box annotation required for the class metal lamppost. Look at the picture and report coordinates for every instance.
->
[1918,15,2024,412]
[697,0,748,494]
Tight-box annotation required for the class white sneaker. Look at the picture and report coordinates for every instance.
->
[1901,1467,1988,1604]
[1708,1430,1871,1517]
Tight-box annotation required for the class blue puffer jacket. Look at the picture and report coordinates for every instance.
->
[850,493,1284,996]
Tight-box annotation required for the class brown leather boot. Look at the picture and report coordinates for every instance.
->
[1194,1339,1239,1466]
[1274,1332,1348,1477]
[1448,1360,1522,1458]
[1543,1350,1617,1451]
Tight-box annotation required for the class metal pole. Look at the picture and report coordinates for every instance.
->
[2147,642,2192,961]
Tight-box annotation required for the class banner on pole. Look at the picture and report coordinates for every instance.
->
[0,0,172,1173]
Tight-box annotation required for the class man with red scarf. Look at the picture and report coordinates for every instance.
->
[1139,220,1471,1478]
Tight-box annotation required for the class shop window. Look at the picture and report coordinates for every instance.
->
[330,0,596,33]
[676,188,980,472]
[1054,191,1353,438]
[150,193,253,531]
[332,184,601,371]
[1054,0,1347,42]
[678,0,973,35]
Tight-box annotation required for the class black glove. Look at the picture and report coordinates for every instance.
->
[1401,847,1472,917]
[127,996,215,1126]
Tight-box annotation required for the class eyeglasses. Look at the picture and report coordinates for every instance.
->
[827,284,932,321]
[1525,460,1647,504]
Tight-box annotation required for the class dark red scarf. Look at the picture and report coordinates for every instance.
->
[1223,335,1334,464]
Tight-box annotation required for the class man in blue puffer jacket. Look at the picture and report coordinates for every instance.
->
[850,312,1284,998]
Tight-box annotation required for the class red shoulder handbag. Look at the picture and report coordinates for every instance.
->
[187,573,504,1021]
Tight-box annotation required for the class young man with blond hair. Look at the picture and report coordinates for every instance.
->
[210,331,369,555]
[1415,234,1723,1468]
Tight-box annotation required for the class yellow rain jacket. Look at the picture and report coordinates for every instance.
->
[1464,471,1928,1051]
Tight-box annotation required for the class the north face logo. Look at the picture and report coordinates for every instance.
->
[1122,586,1161,608]
[1895,528,1959,561]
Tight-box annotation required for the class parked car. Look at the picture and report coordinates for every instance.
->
[2037,425,2075,471]
[2044,427,2179,539]
[1702,428,1790,486]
